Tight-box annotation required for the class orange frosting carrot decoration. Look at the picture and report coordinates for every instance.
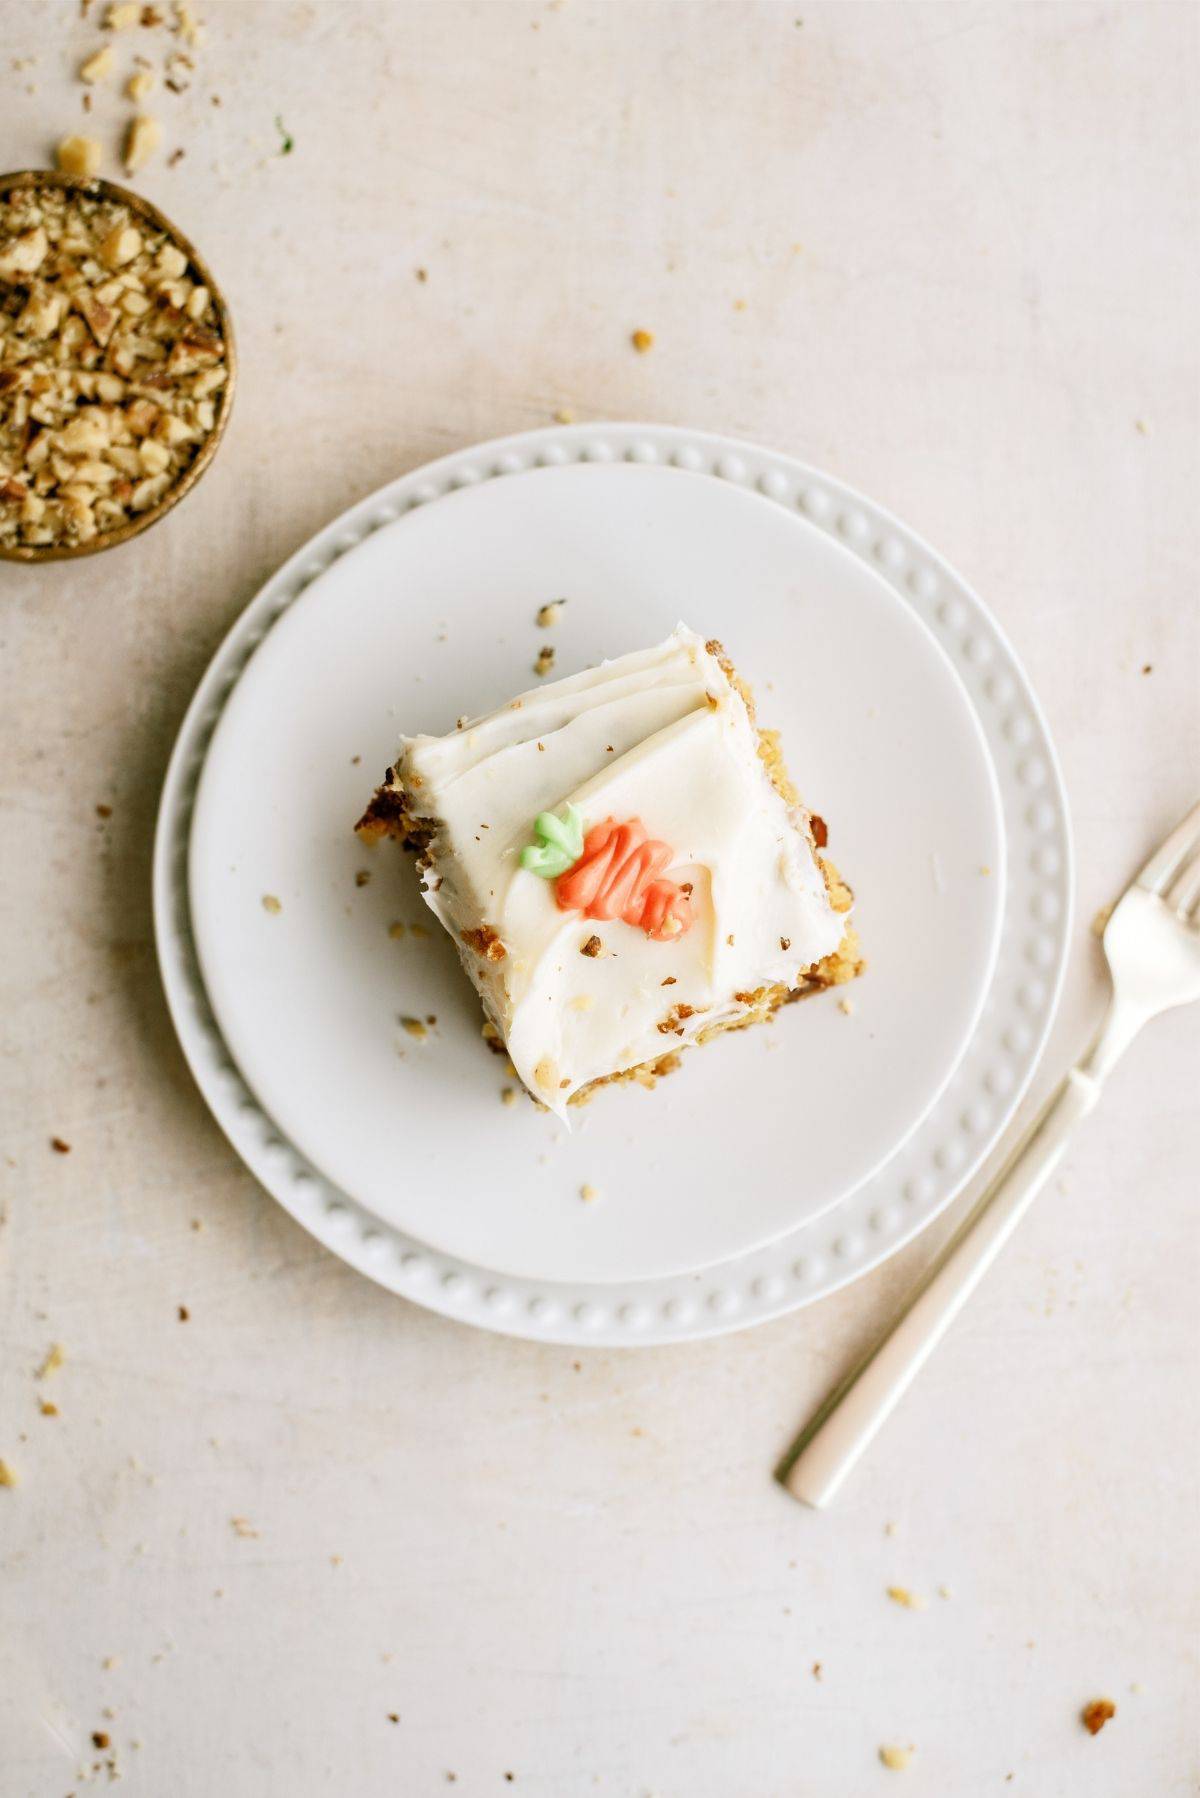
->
[555,817,693,942]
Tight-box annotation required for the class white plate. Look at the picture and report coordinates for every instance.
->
[155,425,1071,1341]
[186,460,1002,1285]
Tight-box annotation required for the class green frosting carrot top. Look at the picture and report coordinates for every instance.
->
[520,804,585,879]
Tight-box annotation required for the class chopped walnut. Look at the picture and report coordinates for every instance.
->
[56,135,103,177]
[123,114,162,172]
[533,644,555,676]
[1081,1699,1115,1736]
[0,179,229,551]
[80,44,116,81]
[127,68,155,99]
[879,1746,914,1771]
[536,599,566,628]
[105,0,141,24]
[631,328,654,353]
[580,934,603,957]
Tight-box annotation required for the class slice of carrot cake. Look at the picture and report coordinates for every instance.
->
[357,625,863,1119]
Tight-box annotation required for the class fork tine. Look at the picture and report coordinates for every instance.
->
[1135,797,1200,895]
[1165,844,1200,918]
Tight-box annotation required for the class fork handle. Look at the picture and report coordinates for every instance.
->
[782,1066,1102,1508]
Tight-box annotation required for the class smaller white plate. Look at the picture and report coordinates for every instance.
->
[187,459,1003,1285]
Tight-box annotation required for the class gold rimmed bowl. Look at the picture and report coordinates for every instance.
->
[0,170,236,563]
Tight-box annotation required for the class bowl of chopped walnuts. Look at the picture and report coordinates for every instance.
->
[0,170,235,561]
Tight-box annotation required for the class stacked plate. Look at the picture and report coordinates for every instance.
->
[154,425,1071,1345]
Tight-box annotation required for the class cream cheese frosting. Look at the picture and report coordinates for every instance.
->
[397,625,847,1121]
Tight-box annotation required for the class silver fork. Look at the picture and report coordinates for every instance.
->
[782,797,1200,1509]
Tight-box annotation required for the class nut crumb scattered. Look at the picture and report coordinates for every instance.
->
[58,134,103,179]
[500,1087,517,1107]
[37,1342,65,1378]
[811,1660,822,1680]
[230,1516,258,1539]
[127,67,155,99]
[1141,663,1152,675]
[261,894,282,914]
[51,1137,72,1154]
[580,1183,598,1202]
[80,45,116,81]
[631,328,654,353]
[95,802,113,818]
[1082,1699,1115,1736]
[39,1400,58,1416]
[838,996,854,1016]
[123,113,162,172]
[533,645,555,676]
[101,1655,119,1670]
[879,1745,914,1771]
[580,934,603,958]
[92,1731,110,1750]
[400,1017,428,1040]
[105,0,141,24]
[177,1303,189,1321]
[354,869,371,887]
[536,599,566,628]
[0,1459,17,1487]
[886,1585,927,1611]
[552,408,574,424]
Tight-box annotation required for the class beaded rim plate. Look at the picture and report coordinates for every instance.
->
[153,424,1072,1345]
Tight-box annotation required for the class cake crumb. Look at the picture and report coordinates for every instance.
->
[580,1183,598,1202]
[51,1137,72,1154]
[37,1342,66,1379]
[0,1460,17,1487]
[534,645,556,677]
[400,1017,428,1040]
[552,408,574,425]
[661,975,676,986]
[177,1304,189,1321]
[780,936,790,951]
[92,1731,110,1750]
[879,1745,914,1771]
[838,997,854,1016]
[261,894,282,914]
[886,1585,928,1611]
[230,1516,258,1539]
[40,1400,58,1416]
[500,1087,517,1107]
[1141,663,1152,675]
[631,328,654,353]
[354,869,371,887]
[811,1661,822,1680]
[536,599,566,628]
[580,934,603,957]
[1081,1699,1115,1736]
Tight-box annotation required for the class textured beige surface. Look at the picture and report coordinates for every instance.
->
[2,3,1198,1793]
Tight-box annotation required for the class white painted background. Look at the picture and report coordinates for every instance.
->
[2,3,1197,1793]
